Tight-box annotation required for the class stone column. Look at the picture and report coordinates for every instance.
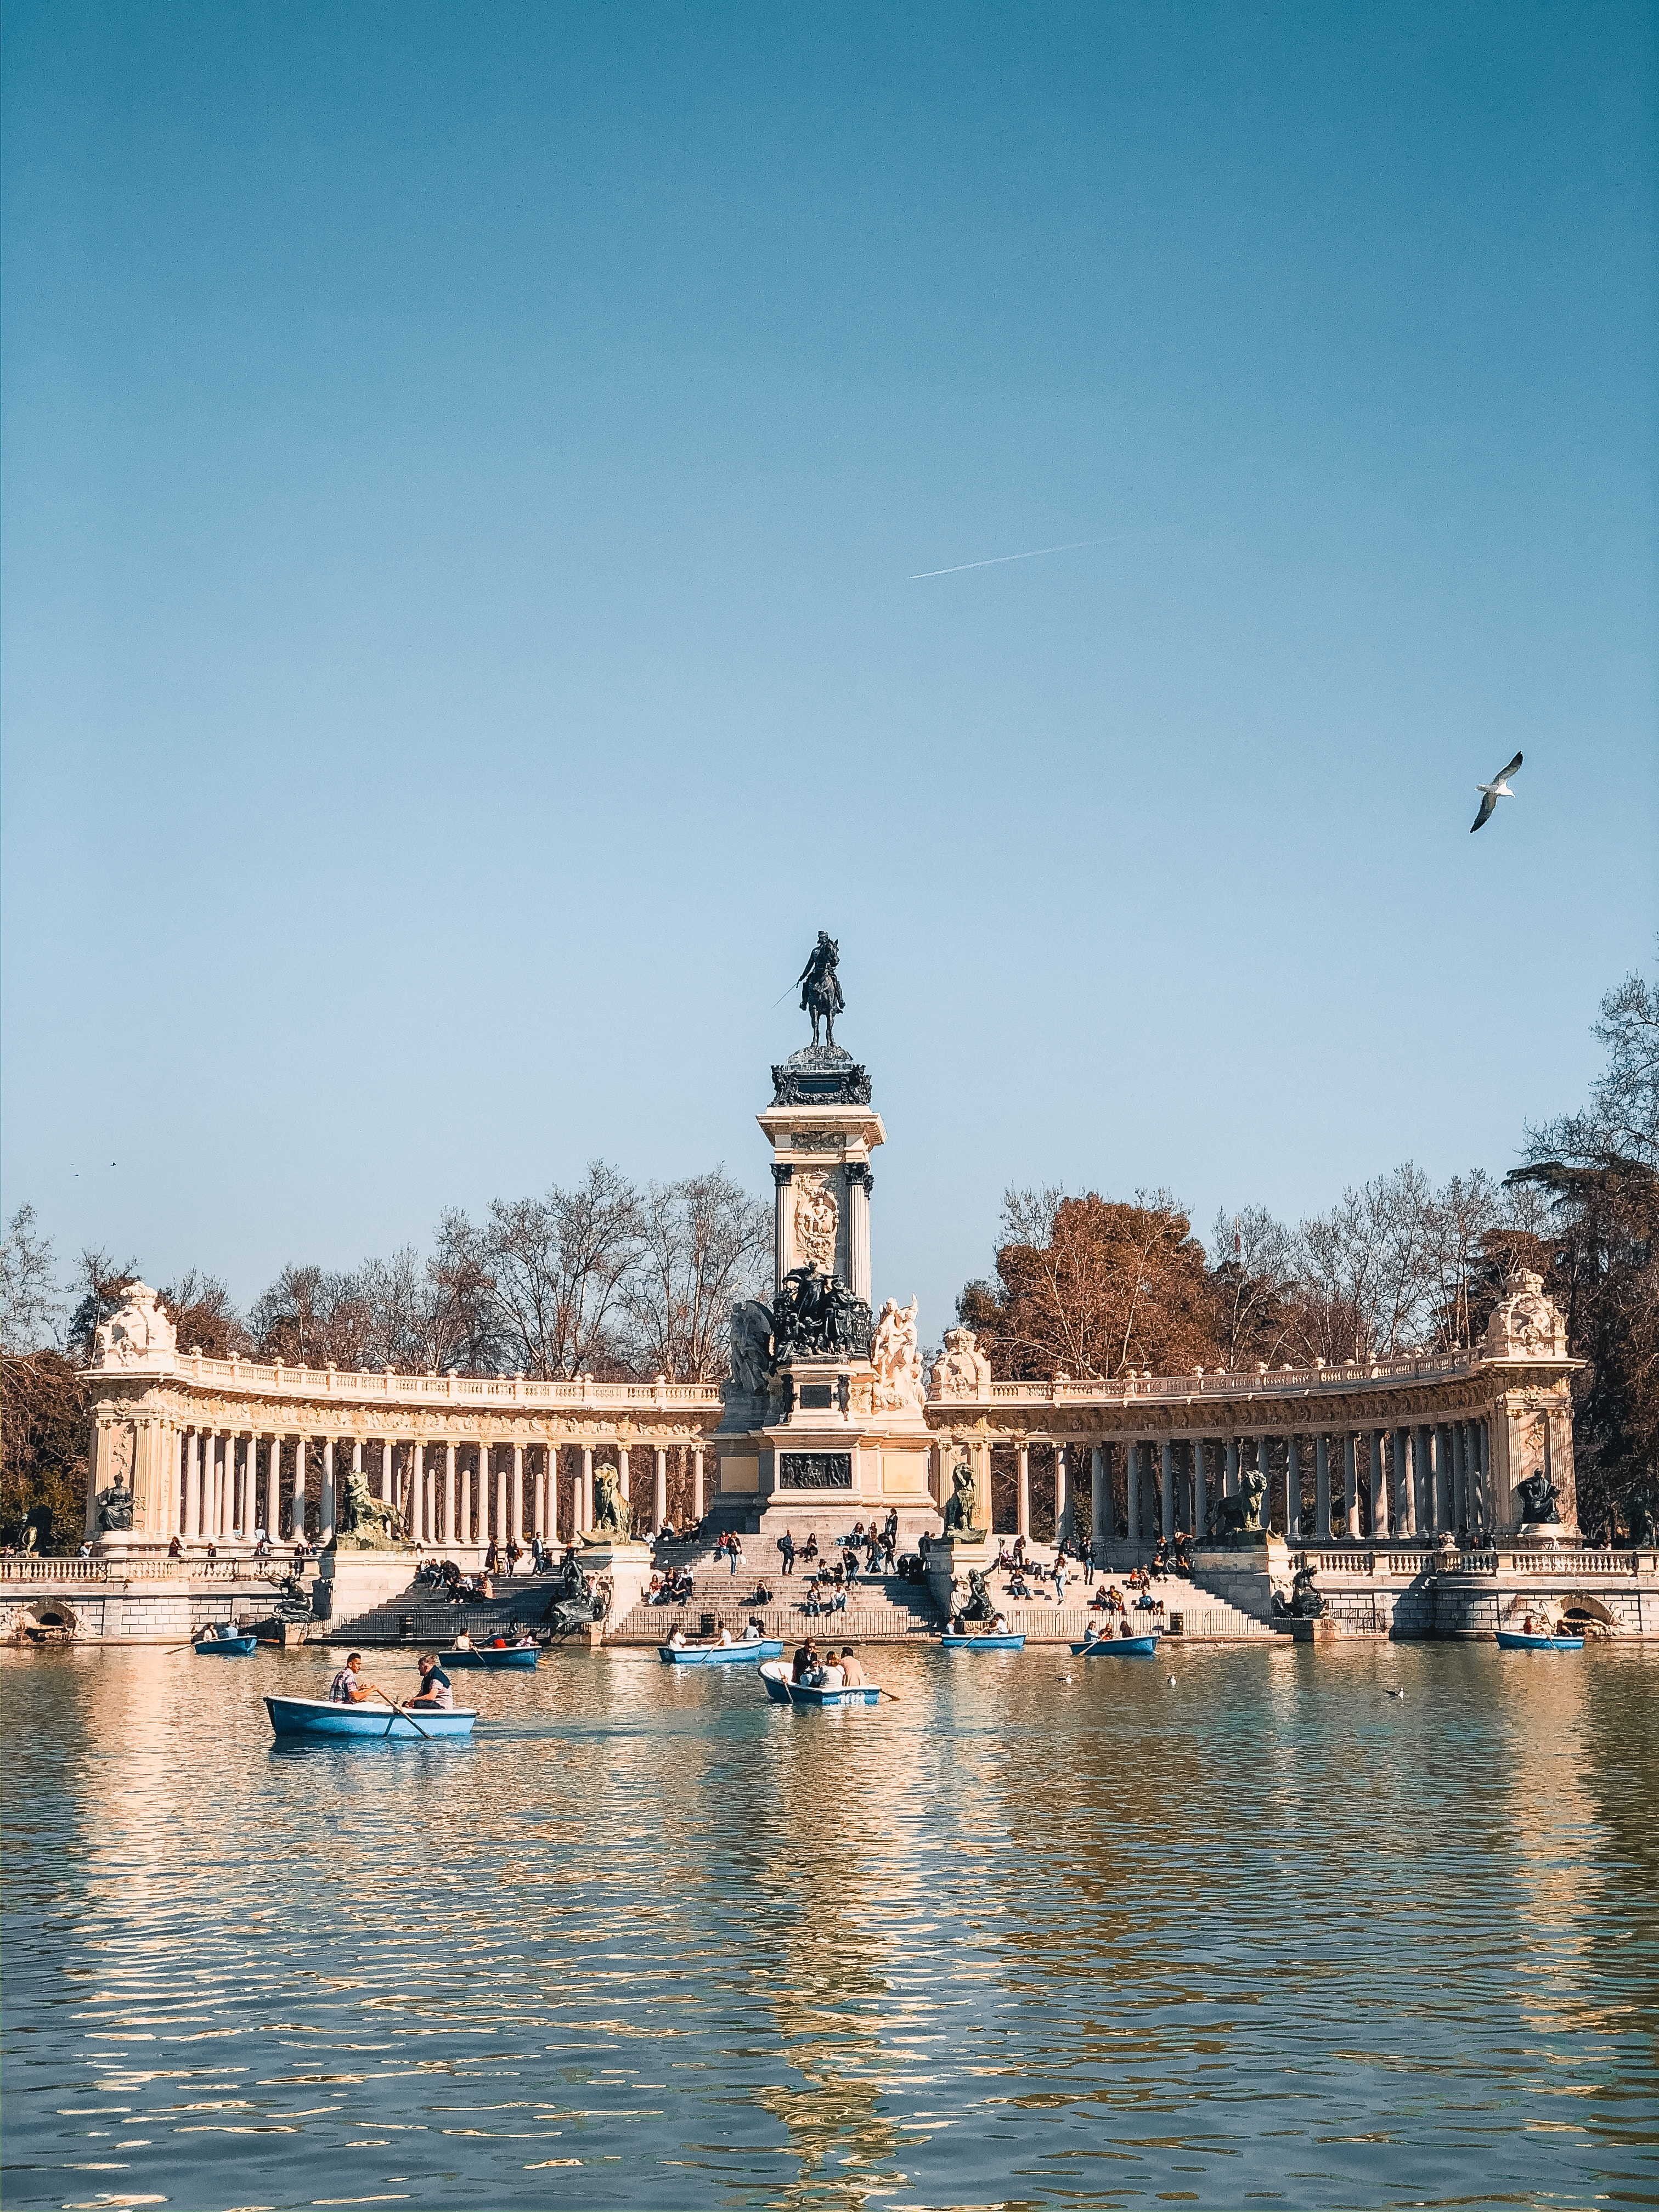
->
[443,1442,457,1547]
[654,1446,668,1533]
[1413,1426,1432,1536]
[1161,1439,1175,1539]
[1367,1430,1387,1539]
[292,1435,307,1541]
[618,1446,630,1504]
[1395,1429,1413,1538]
[693,1447,706,1524]
[510,1444,523,1545]
[1225,1438,1239,1498]
[1286,1435,1302,1541]
[492,1449,505,1543]
[1127,1443,1141,1545]
[580,1446,594,1533]
[845,1164,873,1306]
[319,1438,336,1542]
[1016,1442,1031,1540]
[1193,1439,1207,1536]
[1343,1432,1358,1539]
[1471,1420,1488,1531]
[1090,1445,1105,1558]
[407,1442,421,1541]
[1054,1443,1070,1542]
[771,1162,792,1294]
[540,1446,553,1541]
[1314,1434,1331,1542]
[1451,1424,1466,1532]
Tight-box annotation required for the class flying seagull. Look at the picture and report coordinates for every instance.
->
[1470,751,1523,833]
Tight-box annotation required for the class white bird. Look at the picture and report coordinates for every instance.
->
[1470,751,1523,833]
[1386,1688,1406,1700]
[1166,1675,1177,1687]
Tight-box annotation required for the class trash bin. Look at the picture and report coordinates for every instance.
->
[699,1612,716,1637]
[1168,1612,1184,1635]
[399,1614,415,1639]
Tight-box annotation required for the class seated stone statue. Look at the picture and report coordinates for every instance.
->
[95,1482,134,1533]
[591,1464,633,1538]
[1515,1470,1561,1526]
[943,1462,978,1535]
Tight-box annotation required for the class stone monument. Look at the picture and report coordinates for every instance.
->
[712,937,939,1538]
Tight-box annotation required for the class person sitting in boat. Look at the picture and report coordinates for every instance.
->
[990,1611,1010,1634]
[1118,1617,1138,1638]
[791,1637,817,1683]
[454,1631,473,1650]
[837,1646,866,1686]
[715,1624,733,1646]
[1520,1612,1536,1635]
[667,1626,687,1649]
[809,1656,845,1690]
[950,1609,967,1635]
[742,1618,764,1641]
[410,1654,454,1709]
[1082,1621,1102,1644]
[328,1652,376,1704]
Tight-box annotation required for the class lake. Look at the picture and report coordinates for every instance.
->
[3,1638,1656,2210]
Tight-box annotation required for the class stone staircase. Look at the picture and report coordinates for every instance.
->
[326,1576,556,1647]
[610,1528,944,1644]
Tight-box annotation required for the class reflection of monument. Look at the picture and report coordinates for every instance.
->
[714,940,938,1533]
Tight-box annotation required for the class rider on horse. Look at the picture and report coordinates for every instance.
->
[797,932,844,1047]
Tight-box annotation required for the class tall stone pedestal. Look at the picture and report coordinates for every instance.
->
[1190,1533,1290,1623]
[574,1537,654,1625]
[924,1532,996,1620]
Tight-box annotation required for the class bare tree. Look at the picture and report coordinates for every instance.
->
[252,1265,375,1369]
[1,1205,62,1356]
[481,1162,644,1379]
[159,1271,252,1361]
[620,1168,771,1380]
[1209,1205,1301,1368]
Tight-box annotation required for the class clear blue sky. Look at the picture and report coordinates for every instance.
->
[2,1,1655,1339]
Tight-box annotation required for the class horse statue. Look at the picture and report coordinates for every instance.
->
[1515,1470,1561,1526]
[1210,1465,1268,1540]
[943,1461,978,1535]
[797,931,844,1048]
[590,1464,633,1539]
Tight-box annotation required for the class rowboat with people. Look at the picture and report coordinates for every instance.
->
[659,1637,785,1665]
[1494,1630,1584,1651]
[1071,1630,1160,1658]
[758,1661,880,1706]
[939,1632,1025,1651]
[193,1626,257,1656]
[264,1694,477,1739]
[439,1643,539,1669]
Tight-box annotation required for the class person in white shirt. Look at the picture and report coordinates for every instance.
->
[816,1661,845,1690]
[716,1625,732,1646]
[668,1627,686,1649]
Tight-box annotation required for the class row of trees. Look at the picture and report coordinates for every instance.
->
[957,948,1658,1537]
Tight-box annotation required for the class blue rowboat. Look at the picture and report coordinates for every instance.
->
[939,1633,1025,1651]
[194,1632,257,1656]
[1495,1630,1584,1652]
[264,1694,477,1739]
[758,1661,880,1707]
[659,1638,784,1666]
[440,1645,539,1669]
[1071,1633,1160,1657]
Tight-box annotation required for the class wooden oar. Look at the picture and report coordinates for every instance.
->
[369,1683,433,1741]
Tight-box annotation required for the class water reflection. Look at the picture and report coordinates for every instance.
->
[2,1640,1656,2210]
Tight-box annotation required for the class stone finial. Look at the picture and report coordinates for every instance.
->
[92,1284,178,1369]
[928,1325,992,1402]
[1482,1268,1568,1360]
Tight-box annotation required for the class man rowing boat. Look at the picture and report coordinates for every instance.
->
[328,1652,377,1704]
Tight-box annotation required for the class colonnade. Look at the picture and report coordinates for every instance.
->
[156,1429,707,1548]
[985,1418,1493,1547]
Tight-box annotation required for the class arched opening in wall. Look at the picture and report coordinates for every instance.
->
[1559,1593,1620,1639]
[16,1601,80,1641]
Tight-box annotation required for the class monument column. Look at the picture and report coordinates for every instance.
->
[1127,1443,1141,1544]
[320,1438,336,1542]
[845,1164,873,1306]
[618,1445,630,1504]
[1090,1445,1105,1556]
[654,1447,668,1533]
[1368,1429,1387,1539]
[580,1447,594,1532]
[1161,1439,1175,1540]
[1193,1438,1207,1536]
[1393,1429,1412,1538]
[1016,1442,1031,1539]
[1314,1434,1331,1542]
[292,1435,307,1540]
[1224,1438,1239,1497]
[408,1441,423,1541]
[443,1442,456,1547]
[1054,1443,1070,1542]
[1343,1432,1358,1538]
[693,1447,706,1523]
[511,1444,523,1545]
[1286,1435,1302,1541]
[771,1163,792,1293]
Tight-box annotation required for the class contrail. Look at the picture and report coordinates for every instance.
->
[907,534,1118,582]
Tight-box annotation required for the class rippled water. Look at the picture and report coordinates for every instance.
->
[3,1638,1656,2211]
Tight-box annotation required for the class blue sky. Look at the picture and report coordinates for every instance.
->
[2,1,1655,1339]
